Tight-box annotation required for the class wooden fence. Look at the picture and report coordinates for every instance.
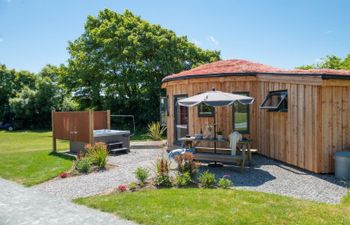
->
[52,110,110,151]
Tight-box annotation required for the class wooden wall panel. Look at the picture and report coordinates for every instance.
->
[164,75,350,173]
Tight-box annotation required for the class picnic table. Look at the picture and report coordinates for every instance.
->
[179,137,254,170]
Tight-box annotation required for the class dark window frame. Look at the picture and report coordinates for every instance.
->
[232,92,250,134]
[160,96,168,127]
[260,90,288,112]
[174,94,189,146]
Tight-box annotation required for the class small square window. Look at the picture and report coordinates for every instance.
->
[260,90,288,112]
[198,103,215,117]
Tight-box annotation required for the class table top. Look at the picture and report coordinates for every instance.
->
[179,136,252,143]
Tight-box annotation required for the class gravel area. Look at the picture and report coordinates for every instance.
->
[33,148,165,200]
[33,148,348,204]
[0,178,137,225]
[199,155,348,204]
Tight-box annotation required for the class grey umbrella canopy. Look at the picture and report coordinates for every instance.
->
[178,89,254,107]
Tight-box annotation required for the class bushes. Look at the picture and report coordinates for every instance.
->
[128,182,137,192]
[154,157,172,187]
[175,172,191,187]
[75,158,91,173]
[74,142,109,174]
[198,171,216,188]
[218,175,233,189]
[85,142,108,169]
[134,167,149,186]
[174,152,198,178]
[147,122,166,140]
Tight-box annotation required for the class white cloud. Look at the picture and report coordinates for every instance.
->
[208,36,219,46]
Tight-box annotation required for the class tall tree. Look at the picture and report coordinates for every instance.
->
[64,9,220,128]
[297,54,350,70]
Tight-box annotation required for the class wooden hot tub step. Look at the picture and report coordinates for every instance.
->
[109,147,129,154]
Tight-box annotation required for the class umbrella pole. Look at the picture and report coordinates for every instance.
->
[214,108,217,154]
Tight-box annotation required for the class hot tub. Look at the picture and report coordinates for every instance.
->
[69,129,130,154]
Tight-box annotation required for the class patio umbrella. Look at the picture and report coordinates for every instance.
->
[178,88,254,166]
[178,89,254,107]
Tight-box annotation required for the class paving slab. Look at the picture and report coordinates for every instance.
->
[0,179,137,225]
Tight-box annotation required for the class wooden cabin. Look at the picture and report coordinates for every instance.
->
[161,59,350,173]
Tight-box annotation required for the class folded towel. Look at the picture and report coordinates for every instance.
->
[229,131,242,156]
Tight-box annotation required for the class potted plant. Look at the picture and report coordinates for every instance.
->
[217,131,223,140]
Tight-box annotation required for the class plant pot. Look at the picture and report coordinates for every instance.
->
[217,135,223,140]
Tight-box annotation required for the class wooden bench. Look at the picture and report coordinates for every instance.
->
[193,152,246,171]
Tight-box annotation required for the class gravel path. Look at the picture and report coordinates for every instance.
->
[0,178,137,225]
[33,148,164,200]
[33,148,348,204]
[200,155,348,204]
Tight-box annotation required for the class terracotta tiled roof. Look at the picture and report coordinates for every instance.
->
[162,59,350,82]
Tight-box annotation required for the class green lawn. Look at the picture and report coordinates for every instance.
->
[75,188,350,225]
[0,130,74,186]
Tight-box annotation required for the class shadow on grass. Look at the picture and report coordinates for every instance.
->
[48,152,75,161]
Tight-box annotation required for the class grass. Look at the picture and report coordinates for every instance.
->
[0,130,74,186]
[75,188,350,225]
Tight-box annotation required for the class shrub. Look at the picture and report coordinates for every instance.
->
[175,172,191,187]
[154,157,172,187]
[128,182,137,192]
[154,174,172,187]
[174,152,198,177]
[134,167,149,186]
[59,172,68,178]
[85,142,108,169]
[117,184,127,192]
[75,158,91,173]
[198,171,216,188]
[218,175,233,189]
[147,122,166,140]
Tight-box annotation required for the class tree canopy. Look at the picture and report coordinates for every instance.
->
[1,9,220,129]
[297,54,350,70]
[64,9,220,128]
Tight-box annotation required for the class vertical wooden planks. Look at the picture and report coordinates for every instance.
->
[297,85,305,168]
[304,86,313,171]
[290,84,299,166]
[342,87,350,148]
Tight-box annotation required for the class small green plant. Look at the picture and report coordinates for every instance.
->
[134,167,149,186]
[218,175,233,189]
[175,172,191,187]
[154,157,172,187]
[128,182,137,192]
[154,174,172,187]
[147,122,166,140]
[198,171,216,188]
[75,158,91,173]
[85,142,108,169]
[217,130,223,135]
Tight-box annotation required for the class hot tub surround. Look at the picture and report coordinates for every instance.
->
[69,129,130,153]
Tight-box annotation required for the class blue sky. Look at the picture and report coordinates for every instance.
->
[0,0,349,72]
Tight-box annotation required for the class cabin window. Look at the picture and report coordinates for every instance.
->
[160,96,168,126]
[233,92,250,134]
[260,90,288,112]
[198,103,215,117]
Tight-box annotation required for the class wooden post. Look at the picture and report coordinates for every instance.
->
[106,110,111,129]
[52,110,57,152]
[88,109,94,144]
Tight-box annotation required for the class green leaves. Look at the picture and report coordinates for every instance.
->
[64,9,220,127]
[297,54,350,70]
